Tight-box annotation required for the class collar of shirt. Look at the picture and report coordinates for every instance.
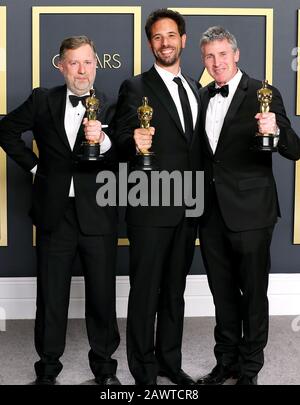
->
[154,63,191,87]
[215,68,243,96]
[154,63,181,84]
[66,89,90,109]
[153,64,198,131]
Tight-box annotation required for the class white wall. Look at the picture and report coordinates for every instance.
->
[0,274,300,319]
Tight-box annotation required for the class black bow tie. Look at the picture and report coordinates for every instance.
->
[208,84,229,98]
[69,95,88,107]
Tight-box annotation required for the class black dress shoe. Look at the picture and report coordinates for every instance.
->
[159,369,195,385]
[95,374,121,385]
[35,376,56,385]
[197,365,238,385]
[236,375,258,385]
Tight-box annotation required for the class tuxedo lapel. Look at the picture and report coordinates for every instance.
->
[73,124,85,154]
[222,74,248,132]
[48,85,70,150]
[201,86,211,127]
[200,86,214,155]
[215,73,248,154]
[144,67,185,138]
[183,74,201,145]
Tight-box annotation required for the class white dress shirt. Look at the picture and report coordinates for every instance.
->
[154,64,198,131]
[205,69,243,154]
[31,88,112,197]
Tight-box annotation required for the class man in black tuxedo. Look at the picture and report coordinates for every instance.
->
[0,36,120,385]
[114,9,201,385]
[197,26,300,385]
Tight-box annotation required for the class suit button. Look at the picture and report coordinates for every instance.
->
[214,159,221,164]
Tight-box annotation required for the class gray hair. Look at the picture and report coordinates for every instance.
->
[200,26,238,53]
[59,36,97,60]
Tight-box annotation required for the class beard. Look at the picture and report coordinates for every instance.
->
[63,74,95,96]
[153,46,182,67]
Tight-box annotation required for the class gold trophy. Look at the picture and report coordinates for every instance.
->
[254,80,278,152]
[134,96,158,170]
[78,89,103,161]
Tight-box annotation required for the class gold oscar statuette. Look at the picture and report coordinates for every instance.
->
[137,96,153,154]
[254,79,278,152]
[78,89,103,161]
[134,96,158,170]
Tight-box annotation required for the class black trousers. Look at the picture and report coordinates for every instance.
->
[199,193,273,377]
[127,218,197,384]
[34,199,120,378]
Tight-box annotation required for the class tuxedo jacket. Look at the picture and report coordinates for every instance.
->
[0,85,117,234]
[113,66,202,227]
[200,72,300,232]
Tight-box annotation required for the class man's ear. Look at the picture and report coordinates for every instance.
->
[57,61,64,74]
[181,33,187,49]
[234,48,240,63]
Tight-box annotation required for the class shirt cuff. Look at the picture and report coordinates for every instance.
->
[101,132,112,153]
[274,126,280,147]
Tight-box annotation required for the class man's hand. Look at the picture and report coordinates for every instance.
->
[83,118,105,143]
[255,112,278,135]
[134,127,155,152]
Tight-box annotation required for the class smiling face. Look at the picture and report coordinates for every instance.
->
[148,17,186,73]
[58,44,97,96]
[202,38,240,86]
